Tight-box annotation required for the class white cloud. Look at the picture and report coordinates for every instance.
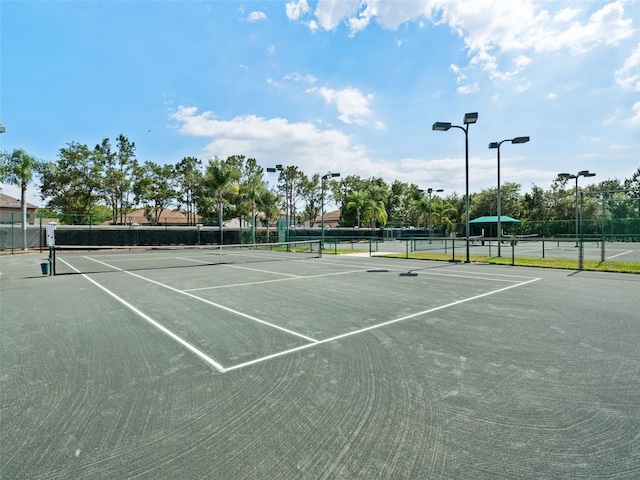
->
[457,83,478,94]
[615,43,640,91]
[307,86,373,124]
[267,45,276,54]
[313,0,362,31]
[247,11,267,22]
[285,0,310,21]
[299,1,635,81]
[553,7,580,23]
[547,93,558,99]
[267,72,317,88]
[630,101,640,126]
[170,106,367,173]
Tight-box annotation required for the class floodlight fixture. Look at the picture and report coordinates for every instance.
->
[512,136,530,144]
[432,122,452,131]
[463,112,478,124]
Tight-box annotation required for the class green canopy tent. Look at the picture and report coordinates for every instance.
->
[469,215,521,237]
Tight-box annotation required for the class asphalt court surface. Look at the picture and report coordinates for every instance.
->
[2,252,639,479]
[59,253,541,371]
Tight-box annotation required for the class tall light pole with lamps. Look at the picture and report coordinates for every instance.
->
[488,136,530,256]
[558,170,596,247]
[433,112,478,263]
[419,188,444,242]
[321,172,340,249]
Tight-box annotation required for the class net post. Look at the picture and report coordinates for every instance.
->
[49,246,56,276]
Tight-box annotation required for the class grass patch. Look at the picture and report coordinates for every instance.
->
[372,252,640,274]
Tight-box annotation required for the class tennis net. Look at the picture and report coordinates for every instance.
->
[50,240,322,275]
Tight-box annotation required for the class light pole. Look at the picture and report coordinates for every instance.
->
[488,136,530,256]
[433,112,478,263]
[420,188,443,242]
[321,172,340,249]
[558,170,596,246]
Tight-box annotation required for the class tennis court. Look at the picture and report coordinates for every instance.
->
[1,247,639,479]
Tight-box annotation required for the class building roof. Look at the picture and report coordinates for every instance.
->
[469,215,521,224]
[313,209,341,225]
[102,208,201,225]
[0,193,39,210]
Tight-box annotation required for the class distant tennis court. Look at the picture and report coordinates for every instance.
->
[2,247,639,479]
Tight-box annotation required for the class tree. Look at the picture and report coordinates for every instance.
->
[360,186,388,232]
[95,135,137,224]
[1,149,42,250]
[133,161,177,225]
[175,156,203,226]
[238,157,264,242]
[300,173,322,227]
[345,190,369,228]
[256,188,281,241]
[522,184,549,222]
[39,142,105,223]
[430,199,458,236]
[203,157,240,244]
[271,165,306,235]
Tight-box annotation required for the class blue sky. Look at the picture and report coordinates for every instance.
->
[2,0,639,206]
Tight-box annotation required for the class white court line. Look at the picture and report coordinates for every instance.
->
[184,268,371,292]
[63,255,540,374]
[177,257,303,278]
[607,250,634,259]
[224,277,542,372]
[85,256,123,271]
[123,270,319,343]
[56,258,227,373]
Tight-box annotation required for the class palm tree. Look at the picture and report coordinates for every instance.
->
[345,190,369,227]
[360,189,388,233]
[256,188,281,242]
[204,158,239,245]
[431,201,458,237]
[1,149,41,251]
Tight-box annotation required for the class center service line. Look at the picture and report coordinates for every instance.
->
[124,270,319,343]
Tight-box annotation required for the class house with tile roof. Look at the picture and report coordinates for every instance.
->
[0,193,39,224]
